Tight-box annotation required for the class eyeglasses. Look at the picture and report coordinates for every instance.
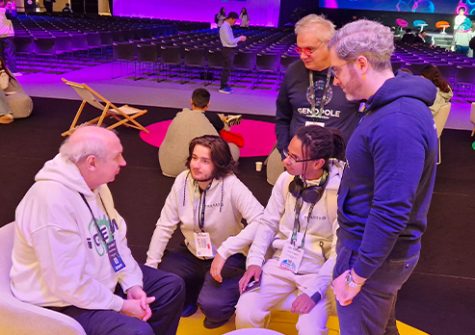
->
[295,46,318,57]
[295,40,324,57]
[283,149,316,164]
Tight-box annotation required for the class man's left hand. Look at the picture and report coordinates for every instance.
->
[127,285,154,321]
[332,270,362,306]
[291,293,316,314]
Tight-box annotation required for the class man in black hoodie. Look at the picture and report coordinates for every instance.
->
[329,20,437,335]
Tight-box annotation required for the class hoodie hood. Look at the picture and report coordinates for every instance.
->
[366,72,437,113]
[35,154,93,196]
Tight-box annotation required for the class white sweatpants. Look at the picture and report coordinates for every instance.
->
[235,259,330,335]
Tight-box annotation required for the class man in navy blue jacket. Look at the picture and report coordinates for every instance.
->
[329,20,437,334]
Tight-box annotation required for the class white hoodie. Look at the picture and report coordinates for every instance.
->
[10,154,142,311]
[246,162,342,297]
[146,170,264,267]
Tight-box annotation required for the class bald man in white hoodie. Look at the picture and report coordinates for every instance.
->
[10,126,185,335]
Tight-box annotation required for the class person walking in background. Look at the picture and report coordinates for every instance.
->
[239,8,249,28]
[329,19,437,334]
[219,12,246,94]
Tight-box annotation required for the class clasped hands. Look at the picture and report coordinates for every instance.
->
[121,285,155,321]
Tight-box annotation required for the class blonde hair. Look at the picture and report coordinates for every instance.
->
[294,14,335,43]
[329,19,394,71]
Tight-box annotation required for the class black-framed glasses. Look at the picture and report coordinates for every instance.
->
[283,149,316,164]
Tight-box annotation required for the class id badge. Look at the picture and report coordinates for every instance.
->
[279,242,304,274]
[305,121,325,127]
[194,232,213,257]
[106,240,126,272]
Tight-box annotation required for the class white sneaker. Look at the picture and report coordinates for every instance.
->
[225,114,242,126]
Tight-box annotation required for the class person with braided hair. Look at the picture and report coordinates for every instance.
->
[235,125,345,335]
[146,135,263,329]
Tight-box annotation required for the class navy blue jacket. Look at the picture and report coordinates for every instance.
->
[275,60,362,154]
[337,72,438,279]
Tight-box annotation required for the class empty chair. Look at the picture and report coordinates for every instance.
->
[112,41,137,76]
[183,48,206,82]
[0,223,86,335]
[85,32,103,56]
[160,45,182,80]
[61,78,149,136]
[280,54,299,75]
[255,53,281,87]
[136,43,159,79]
[454,66,475,101]
[33,36,56,57]
[13,35,34,57]
[233,50,257,83]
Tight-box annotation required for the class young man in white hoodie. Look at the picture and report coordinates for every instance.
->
[10,126,185,335]
[146,134,264,329]
[235,125,345,335]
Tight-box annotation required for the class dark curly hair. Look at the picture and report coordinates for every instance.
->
[186,135,236,179]
[295,125,346,169]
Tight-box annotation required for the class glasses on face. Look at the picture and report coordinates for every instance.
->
[295,40,324,57]
[283,149,316,164]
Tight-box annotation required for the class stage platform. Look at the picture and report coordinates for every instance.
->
[16,60,473,132]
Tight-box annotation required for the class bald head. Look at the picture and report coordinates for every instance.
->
[60,126,126,190]
[60,126,119,163]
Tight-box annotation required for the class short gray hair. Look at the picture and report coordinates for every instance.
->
[328,19,394,71]
[59,126,113,163]
[294,14,335,43]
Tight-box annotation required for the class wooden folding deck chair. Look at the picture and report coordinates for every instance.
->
[61,78,149,136]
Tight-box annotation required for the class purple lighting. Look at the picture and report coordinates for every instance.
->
[113,0,281,27]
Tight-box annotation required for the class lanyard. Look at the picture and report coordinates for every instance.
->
[197,181,212,232]
[79,192,126,272]
[79,193,112,245]
[308,69,332,117]
[291,197,316,249]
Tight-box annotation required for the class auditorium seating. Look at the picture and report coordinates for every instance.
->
[10,14,475,99]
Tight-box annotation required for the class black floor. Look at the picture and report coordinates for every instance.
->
[1,97,474,334]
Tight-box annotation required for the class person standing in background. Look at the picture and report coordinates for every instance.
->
[267,14,361,186]
[215,7,226,27]
[239,8,249,28]
[0,6,16,73]
[44,0,55,13]
[219,12,246,94]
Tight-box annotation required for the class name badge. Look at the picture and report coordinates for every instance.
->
[194,232,213,257]
[106,240,126,272]
[305,121,325,127]
[279,242,304,274]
